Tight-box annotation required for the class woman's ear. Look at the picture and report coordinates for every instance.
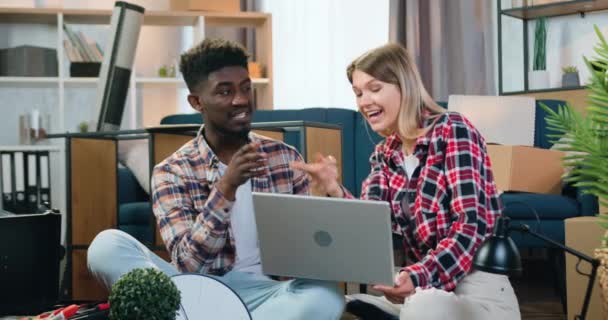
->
[187,94,204,113]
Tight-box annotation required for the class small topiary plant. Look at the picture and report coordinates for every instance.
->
[109,268,181,320]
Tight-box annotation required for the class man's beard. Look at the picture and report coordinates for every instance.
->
[216,124,250,141]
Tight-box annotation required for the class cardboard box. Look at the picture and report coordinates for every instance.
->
[487,145,564,194]
[565,217,603,320]
[170,0,240,12]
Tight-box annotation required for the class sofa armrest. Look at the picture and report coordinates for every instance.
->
[576,186,599,216]
[118,166,149,205]
[562,181,599,216]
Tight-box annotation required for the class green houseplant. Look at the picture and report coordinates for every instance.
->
[541,25,607,316]
[109,268,181,320]
[542,25,607,219]
[561,65,580,88]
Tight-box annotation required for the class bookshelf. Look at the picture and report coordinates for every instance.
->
[502,0,608,19]
[497,0,605,95]
[0,8,274,292]
[0,7,274,135]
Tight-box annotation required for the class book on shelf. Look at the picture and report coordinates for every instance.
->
[62,24,103,63]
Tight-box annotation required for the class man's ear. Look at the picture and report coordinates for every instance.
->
[187,94,204,113]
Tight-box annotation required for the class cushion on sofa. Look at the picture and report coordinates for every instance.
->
[119,202,152,225]
[118,225,153,244]
[500,192,580,220]
[118,166,148,204]
[534,99,564,149]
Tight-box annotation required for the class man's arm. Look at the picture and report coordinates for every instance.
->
[152,164,233,273]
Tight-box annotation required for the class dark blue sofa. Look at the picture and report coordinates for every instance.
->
[117,101,597,248]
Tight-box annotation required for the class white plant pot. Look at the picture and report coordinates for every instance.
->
[528,70,550,90]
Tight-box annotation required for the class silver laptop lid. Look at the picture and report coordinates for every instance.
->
[252,192,395,285]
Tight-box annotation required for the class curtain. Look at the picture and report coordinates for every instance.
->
[250,0,390,109]
[390,0,496,101]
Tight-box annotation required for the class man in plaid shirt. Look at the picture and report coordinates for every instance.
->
[87,39,344,319]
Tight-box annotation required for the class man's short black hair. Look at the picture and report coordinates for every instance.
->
[179,38,249,92]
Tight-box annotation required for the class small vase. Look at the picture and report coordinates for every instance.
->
[562,72,580,88]
[528,70,550,90]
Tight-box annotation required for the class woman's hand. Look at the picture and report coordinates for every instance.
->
[290,153,343,197]
[372,271,415,304]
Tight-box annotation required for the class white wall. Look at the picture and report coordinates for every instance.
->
[258,0,390,110]
[501,3,608,92]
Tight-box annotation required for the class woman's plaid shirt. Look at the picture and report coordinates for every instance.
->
[151,130,309,275]
[346,112,502,291]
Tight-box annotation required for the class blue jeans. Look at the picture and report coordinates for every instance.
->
[87,229,345,320]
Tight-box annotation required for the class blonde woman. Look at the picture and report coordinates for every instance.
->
[292,43,520,319]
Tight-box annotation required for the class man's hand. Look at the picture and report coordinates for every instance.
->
[217,142,267,200]
[290,153,342,197]
[372,271,415,304]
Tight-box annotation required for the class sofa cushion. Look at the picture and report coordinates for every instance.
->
[118,201,152,225]
[534,99,565,149]
[118,140,150,194]
[118,225,153,245]
[118,167,149,204]
[508,219,565,247]
[501,192,580,220]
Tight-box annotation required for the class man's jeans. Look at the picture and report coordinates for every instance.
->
[87,229,345,320]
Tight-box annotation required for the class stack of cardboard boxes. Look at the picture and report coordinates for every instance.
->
[487,137,602,320]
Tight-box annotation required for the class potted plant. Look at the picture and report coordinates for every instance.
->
[542,25,607,316]
[561,65,580,88]
[78,121,89,133]
[529,17,550,90]
[109,268,181,320]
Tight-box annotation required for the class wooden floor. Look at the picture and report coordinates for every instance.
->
[513,258,566,320]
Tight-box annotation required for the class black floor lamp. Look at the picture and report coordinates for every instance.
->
[473,216,599,320]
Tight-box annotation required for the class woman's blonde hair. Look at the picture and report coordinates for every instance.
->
[347,43,445,141]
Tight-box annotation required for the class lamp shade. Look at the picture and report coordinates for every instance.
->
[473,216,523,276]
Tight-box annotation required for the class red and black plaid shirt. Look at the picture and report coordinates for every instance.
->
[345,112,501,291]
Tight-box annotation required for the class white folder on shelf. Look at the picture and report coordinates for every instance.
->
[1,153,13,211]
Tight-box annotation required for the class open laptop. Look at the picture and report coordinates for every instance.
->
[252,192,395,285]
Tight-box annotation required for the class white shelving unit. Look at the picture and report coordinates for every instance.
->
[0,7,273,135]
[0,7,273,233]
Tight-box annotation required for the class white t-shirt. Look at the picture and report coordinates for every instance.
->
[403,154,420,179]
[217,162,263,275]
